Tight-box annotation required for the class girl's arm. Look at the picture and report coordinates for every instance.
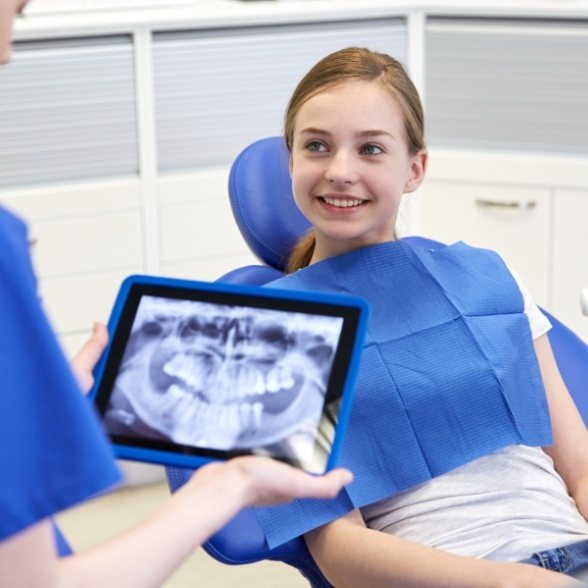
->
[0,458,352,588]
[535,334,588,517]
[305,509,578,588]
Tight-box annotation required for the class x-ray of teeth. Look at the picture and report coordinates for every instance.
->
[106,296,344,463]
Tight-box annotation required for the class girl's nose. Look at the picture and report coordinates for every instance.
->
[324,151,358,185]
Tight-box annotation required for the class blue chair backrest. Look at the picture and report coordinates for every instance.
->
[166,136,588,587]
[542,309,588,424]
[228,136,310,272]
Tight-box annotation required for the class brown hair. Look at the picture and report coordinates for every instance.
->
[285,47,425,273]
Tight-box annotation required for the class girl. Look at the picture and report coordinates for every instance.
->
[257,47,588,587]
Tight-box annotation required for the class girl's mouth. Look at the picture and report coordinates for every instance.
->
[321,196,366,209]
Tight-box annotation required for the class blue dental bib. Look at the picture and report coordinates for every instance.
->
[255,240,552,548]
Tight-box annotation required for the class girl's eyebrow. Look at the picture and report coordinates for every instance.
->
[299,127,395,140]
[299,127,330,136]
[357,129,395,139]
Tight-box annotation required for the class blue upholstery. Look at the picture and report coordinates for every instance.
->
[542,309,588,425]
[228,136,310,271]
[166,136,588,587]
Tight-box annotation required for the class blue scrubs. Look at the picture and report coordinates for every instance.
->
[0,207,121,543]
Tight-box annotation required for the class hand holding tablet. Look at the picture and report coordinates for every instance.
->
[90,275,368,474]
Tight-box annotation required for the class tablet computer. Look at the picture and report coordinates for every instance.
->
[90,275,368,474]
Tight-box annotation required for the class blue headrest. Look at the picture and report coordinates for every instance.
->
[228,136,311,272]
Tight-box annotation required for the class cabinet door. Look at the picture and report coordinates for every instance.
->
[552,188,588,342]
[157,169,257,280]
[421,180,551,307]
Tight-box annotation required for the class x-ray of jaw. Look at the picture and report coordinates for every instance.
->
[106,296,344,462]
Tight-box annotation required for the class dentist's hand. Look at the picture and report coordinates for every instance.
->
[186,456,353,509]
[70,322,109,393]
[233,456,353,507]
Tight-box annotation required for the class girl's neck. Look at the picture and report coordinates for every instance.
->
[309,237,397,265]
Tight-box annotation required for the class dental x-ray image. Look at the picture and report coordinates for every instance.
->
[104,295,345,468]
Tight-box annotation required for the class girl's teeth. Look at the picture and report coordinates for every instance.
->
[323,197,363,208]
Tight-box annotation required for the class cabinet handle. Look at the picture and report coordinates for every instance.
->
[582,289,588,317]
[475,198,536,210]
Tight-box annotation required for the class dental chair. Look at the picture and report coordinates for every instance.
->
[165,136,588,588]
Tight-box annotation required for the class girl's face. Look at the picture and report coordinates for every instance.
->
[290,80,427,263]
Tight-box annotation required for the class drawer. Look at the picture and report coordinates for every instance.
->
[421,180,551,307]
[29,210,144,277]
[160,198,249,262]
[40,267,143,334]
[0,179,142,220]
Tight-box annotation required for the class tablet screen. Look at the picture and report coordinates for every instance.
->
[92,276,367,473]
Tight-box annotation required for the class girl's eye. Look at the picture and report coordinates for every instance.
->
[306,141,327,153]
[360,144,383,156]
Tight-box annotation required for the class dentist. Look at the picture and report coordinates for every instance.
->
[0,2,352,586]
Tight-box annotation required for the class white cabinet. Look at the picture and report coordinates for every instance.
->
[157,169,257,281]
[0,180,144,355]
[0,34,143,354]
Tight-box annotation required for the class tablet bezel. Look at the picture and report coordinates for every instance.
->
[90,274,368,473]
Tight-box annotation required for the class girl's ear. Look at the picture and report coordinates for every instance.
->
[404,150,428,193]
[289,153,294,176]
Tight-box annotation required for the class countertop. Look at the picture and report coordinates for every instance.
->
[14,0,588,41]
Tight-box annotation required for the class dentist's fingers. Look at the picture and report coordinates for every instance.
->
[70,322,109,393]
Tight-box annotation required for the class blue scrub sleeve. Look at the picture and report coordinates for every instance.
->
[0,207,121,542]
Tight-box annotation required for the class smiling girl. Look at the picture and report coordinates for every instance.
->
[255,47,588,587]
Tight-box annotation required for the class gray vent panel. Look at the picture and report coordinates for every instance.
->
[425,19,588,154]
[153,20,407,171]
[0,37,138,189]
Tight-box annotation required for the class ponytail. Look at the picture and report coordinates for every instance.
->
[286,230,315,273]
